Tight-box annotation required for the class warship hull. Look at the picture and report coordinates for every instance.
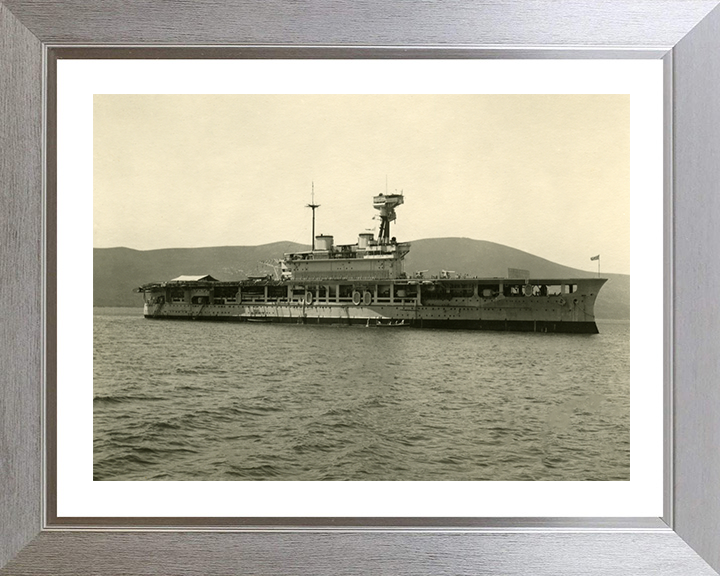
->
[141,277,606,334]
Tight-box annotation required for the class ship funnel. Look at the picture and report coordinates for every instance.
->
[315,235,333,251]
[358,233,374,248]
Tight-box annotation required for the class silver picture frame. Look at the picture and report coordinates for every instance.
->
[2,1,720,574]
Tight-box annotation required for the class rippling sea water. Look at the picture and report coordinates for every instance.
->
[93,307,629,481]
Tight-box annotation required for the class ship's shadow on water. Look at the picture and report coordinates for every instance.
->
[93,308,629,481]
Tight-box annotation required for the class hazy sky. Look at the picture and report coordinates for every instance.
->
[94,94,629,274]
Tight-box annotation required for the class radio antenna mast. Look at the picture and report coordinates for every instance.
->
[306,182,320,251]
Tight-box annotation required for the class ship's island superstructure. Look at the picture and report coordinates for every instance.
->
[139,193,606,333]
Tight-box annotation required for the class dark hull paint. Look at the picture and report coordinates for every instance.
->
[144,314,599,334]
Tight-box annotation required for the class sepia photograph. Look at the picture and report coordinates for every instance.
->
[92,93,630,483]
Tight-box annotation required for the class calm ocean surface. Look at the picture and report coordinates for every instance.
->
[94,307,629,481]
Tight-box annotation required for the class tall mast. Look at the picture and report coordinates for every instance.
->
[306,182,320,251]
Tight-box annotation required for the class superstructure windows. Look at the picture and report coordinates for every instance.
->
[479,285,501,298]
[377,285,391,299]
[503,284,525,297]
[447,283,475,298]
[213,285,239,303]
[502,284,568,297]
[170,288,185,302]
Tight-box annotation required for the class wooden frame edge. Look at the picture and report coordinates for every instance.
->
[0,1,43,569]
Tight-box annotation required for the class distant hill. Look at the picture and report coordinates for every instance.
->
[94,238,629,320]
[93,241,307,308]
